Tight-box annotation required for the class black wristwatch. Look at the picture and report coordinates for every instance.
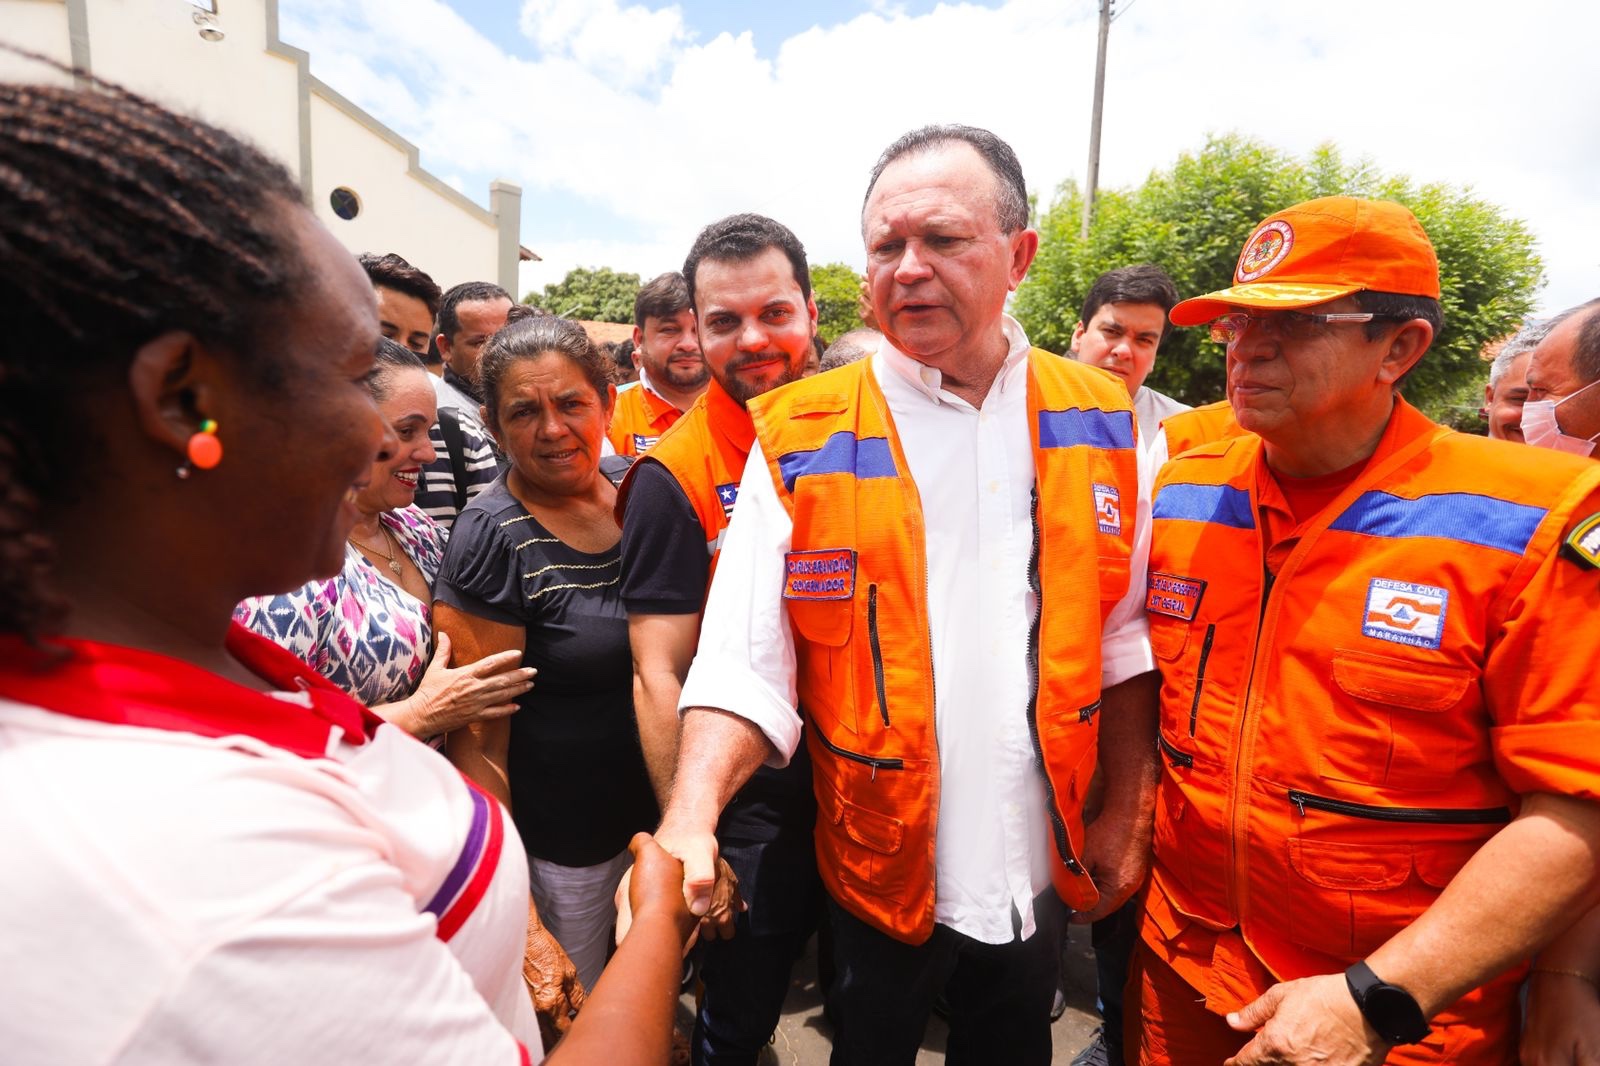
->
[1344,960,1429,1045]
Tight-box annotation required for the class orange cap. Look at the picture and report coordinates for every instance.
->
[1168,196,1440,326]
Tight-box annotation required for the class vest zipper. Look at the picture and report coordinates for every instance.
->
[811,722,904,780]
[867,583,890,728]
[1187,623,1216,738]
[1157,732,1194,769]
[1025,488,1084,876]
[1287,790,1511,825]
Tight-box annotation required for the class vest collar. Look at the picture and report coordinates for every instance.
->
[637,367,690,423]
[875,314,1032,407]
[0,623,380,759]
[706,376,756,453]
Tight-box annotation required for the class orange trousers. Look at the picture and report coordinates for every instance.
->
[1131,940,1521,1066]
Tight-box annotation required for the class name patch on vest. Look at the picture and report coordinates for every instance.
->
[716,482,739,517]
[783,549,857,601]
[633,433,660,452]
[1562,512,1600,570]
[1362,578,1448,649]
[1093,482,1122,535]
[1146,572,1205,621]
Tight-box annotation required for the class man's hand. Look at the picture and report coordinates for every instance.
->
[1223,974,1387,1066]
[1521,970,1600,1066]
[523,897,586,1049]
[696,856,745,941]
[615,823,743,944]
[1071,804,1152,923]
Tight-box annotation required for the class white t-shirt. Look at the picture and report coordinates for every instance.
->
[0,687,540,1065]
[681,317,1154,944]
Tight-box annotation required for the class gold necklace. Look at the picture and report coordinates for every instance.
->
[349,523,403,576]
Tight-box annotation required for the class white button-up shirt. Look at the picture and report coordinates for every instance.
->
[680,316,1154,944]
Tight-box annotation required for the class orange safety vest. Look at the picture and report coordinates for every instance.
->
[1143,398,1600,1007]
[746,348,1139,944]
[615,377,752,588]
[1159,398,1240,458]
[608,380,686,456]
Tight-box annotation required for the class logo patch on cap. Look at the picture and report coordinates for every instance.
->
[1362,577,1447,649]
[1236,220,1294,282]
[1562,511,1600,570]
[1093,483,1122,535]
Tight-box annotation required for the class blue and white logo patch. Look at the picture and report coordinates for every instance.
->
[716,482,739,517]
[1362,578,1448,649]
[1093,483,1121,535]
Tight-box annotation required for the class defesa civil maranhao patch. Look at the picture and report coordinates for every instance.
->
[782,548,857,601]
[1093,482,1122,535]
[1362,578,1448,650]
[1561,512,1600,570]
[1146,572,1206,621]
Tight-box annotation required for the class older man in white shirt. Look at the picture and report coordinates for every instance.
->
[638,126,1159,1066]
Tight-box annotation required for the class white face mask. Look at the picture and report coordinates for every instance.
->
[1522,378,1600,456]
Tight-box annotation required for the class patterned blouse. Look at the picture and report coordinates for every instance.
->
[234,506,448,708]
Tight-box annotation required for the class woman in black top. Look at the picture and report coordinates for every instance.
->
[437,316,658,995]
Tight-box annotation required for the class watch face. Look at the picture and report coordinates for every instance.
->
[1366,984,1429,1044]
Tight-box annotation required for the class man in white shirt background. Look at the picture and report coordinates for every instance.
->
[630,124,1160,1066]
[1069,263,1191,451]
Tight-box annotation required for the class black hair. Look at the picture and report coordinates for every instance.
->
[437,280,511,344]
[683,213,812,311]
[479,317,612,431]
[634,272,692,329]
[863,124,1029,234]
[370,337,429,401]
[1354,291,1444,341]
[1,74,307,636]
[359,252,442,319]
[1080,265,1180,345]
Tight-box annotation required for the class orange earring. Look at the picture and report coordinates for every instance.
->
[176,419,222,479]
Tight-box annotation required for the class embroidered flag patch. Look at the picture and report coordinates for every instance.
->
[1362,578,1448,649]
[1562,512,1600,570]
[782,548,857,601]
[716,482,739,517]
[633,433,660,452]
[1146,573,1206,621]
[1093,482,1122,535]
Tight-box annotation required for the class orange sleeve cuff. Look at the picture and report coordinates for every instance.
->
[1492,721,1600,802]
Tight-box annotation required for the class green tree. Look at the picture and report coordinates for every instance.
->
[524,266,641,323]
[810,262,866,345]
[1014,135,1543,427]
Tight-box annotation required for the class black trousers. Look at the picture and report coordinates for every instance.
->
[825,890,1068,1066]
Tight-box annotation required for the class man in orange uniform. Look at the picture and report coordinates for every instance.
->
[608,272,709,456]
[616,214,823,1065]
[1136,196,1600,1065]
[630,125,1160,1066]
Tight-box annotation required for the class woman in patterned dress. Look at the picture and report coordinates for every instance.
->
[236,338,535,741]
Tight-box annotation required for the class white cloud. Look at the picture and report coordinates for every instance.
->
[280,0,1600,314]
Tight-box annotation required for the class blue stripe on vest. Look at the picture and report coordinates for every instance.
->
[1038,407,1136,450]
[1328,491,1546,556]
[778,432,897,493]
[1152,483,1256,529]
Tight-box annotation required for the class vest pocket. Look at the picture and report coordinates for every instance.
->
[1317,649,1473,791]
[789,596,857,735]
[816,774,909,902]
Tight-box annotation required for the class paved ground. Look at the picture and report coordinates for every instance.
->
[675,920,1104,1064]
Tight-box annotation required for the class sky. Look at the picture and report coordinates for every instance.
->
[277,0,1600,317]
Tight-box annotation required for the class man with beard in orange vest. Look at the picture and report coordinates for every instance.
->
[1135,196,1600,1065]
[616,214,824,1065]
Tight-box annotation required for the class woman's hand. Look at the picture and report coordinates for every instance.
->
[383,632,535,738]
[625,832,699,948]
[1522,969,1600,1066]
[523,896,586,1050]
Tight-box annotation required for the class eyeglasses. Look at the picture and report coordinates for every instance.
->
[1206,311,1405,345]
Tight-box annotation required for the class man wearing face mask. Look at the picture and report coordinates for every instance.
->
[1522,298,1600,456]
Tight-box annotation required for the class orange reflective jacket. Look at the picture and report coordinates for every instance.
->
[1159,398,1240,458]
[1144,398,1600,1006]
[746,349,1139,943]
[615,378,752,589]
[608,381,685,456]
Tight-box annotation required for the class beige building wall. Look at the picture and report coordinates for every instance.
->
[0,0,522,292]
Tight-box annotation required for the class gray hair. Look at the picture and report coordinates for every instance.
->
[862,124,1029,235]
[1488,318,1551,390]
[820,329,882,373]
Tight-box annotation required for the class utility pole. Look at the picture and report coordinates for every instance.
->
[1081,0,1112,240]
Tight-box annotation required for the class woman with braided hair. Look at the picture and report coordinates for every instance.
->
[0,71,694,1065]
